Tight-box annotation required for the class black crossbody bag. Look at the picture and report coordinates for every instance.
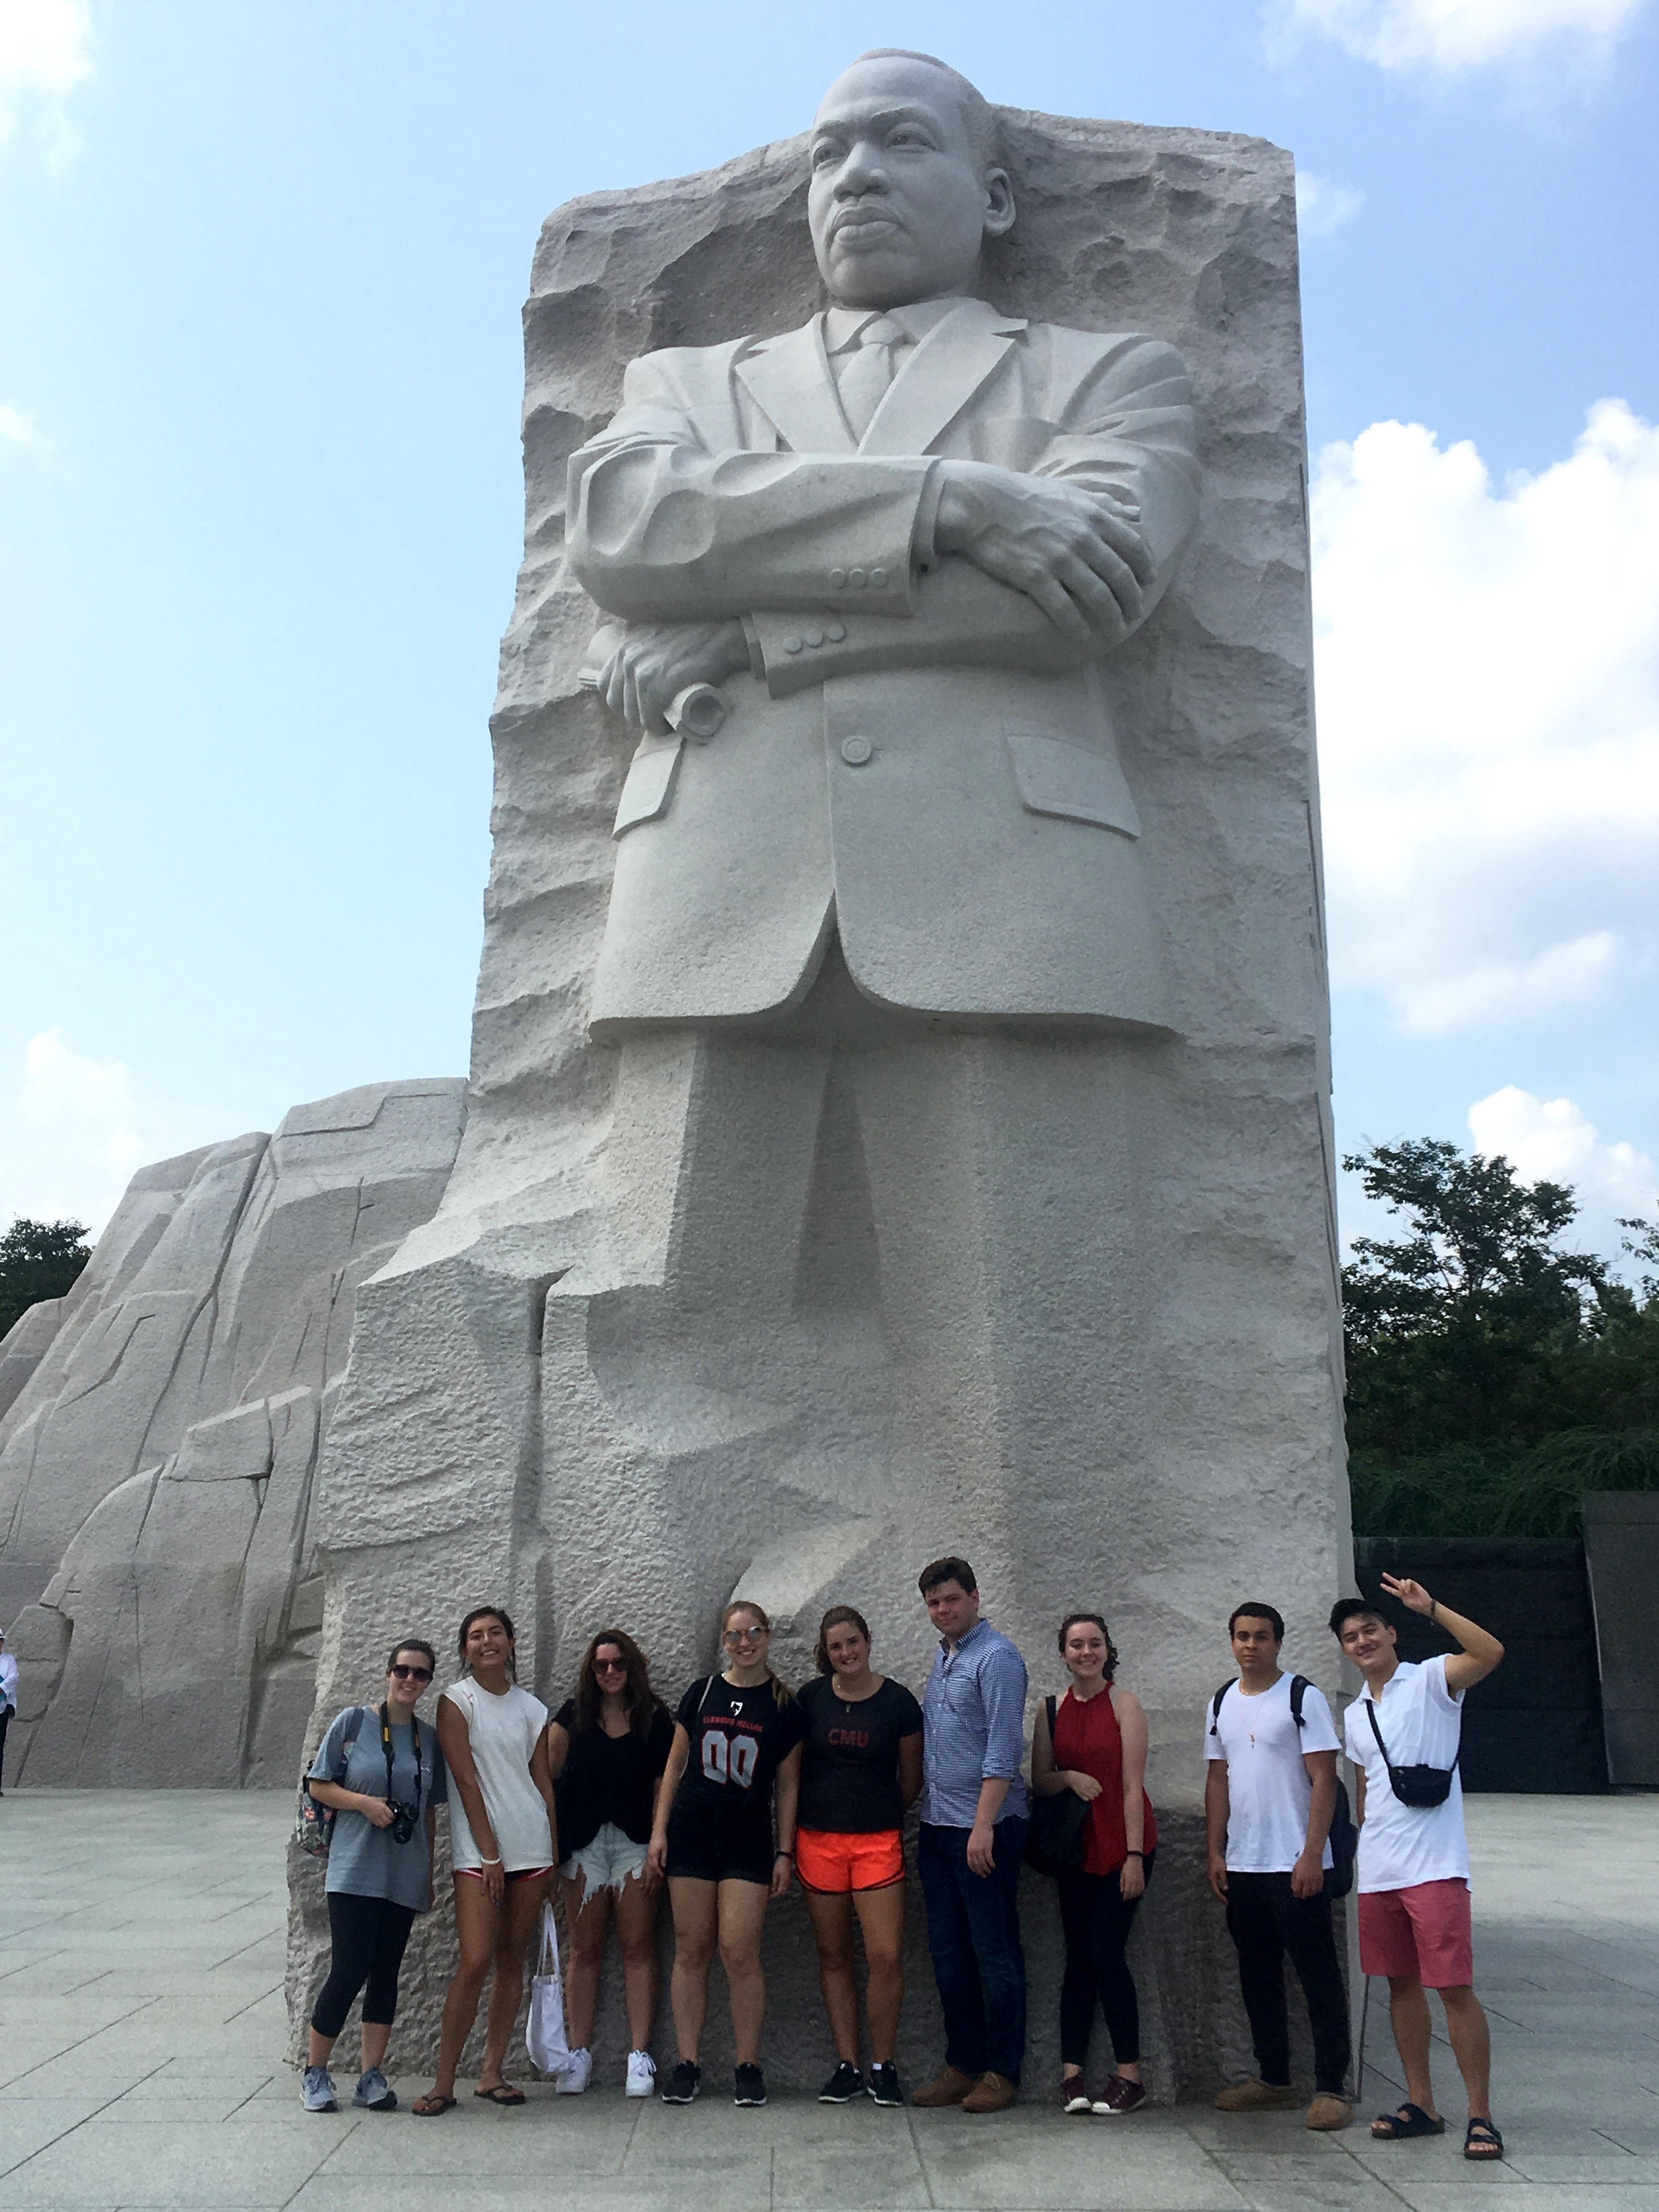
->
[1024,1696,1092,1876]
[1364,1699,1459,1809]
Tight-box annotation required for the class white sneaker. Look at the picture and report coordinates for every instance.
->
[556,2047,593,2095]
[626,2050,656,2098]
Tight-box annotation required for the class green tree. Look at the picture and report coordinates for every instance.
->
[0,1217,93,1342]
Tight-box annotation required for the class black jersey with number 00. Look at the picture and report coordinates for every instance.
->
[796,1675,924,1833]
[673,1675,807,1829]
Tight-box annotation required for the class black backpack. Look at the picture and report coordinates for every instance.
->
[1209,1674,1357,1900]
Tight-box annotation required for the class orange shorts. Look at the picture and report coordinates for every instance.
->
[794,1826,904,1894]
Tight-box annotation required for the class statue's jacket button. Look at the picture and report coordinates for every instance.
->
[839,735,873,766]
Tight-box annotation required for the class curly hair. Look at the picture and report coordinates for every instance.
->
[1057,1611,1119,1684]
[571,1627,660,1737]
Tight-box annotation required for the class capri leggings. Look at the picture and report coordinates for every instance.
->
[311,1892,417,2036]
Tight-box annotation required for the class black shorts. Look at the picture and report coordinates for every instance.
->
[665,1810,775,1887]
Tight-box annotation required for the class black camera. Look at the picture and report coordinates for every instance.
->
[389,1800,421,1845]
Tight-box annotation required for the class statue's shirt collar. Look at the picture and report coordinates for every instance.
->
[822,295,976,353]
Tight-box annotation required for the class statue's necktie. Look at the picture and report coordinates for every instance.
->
[837,315,904,441]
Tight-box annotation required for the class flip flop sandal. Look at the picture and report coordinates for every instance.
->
[1372,2103,1446,2139]
[411,2094,457,2117]
[1465,2119,1504,2160]
[474,2084,527,2105]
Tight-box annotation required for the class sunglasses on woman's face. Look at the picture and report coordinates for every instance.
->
[723,1628,763,1646]
[594,1657,628,1674]
[389,1664,433,1683]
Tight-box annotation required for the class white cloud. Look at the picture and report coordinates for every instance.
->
[0,1030,148,1234]
[1313,400,1659,1037]
[0,403,35,448]
[0,0,90,154]
[1468,1085,1657,1264]
[1295,171,1364,239]
[1272,0,1645,71]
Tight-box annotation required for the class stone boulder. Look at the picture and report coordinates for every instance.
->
[0,1079,466,1785]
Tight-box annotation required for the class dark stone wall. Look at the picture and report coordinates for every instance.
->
[1353,1536,1607,1794]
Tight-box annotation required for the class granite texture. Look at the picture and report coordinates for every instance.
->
[0,1080,467,1786]
[288,103,1347,2098]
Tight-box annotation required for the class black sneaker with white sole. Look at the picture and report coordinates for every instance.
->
[660,2059,701,2104]
[733,2063,768,2107]
[818,2061,864,2103]
[866,2063,904,2108]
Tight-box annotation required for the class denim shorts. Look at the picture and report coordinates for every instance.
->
[561,1820,650,1898]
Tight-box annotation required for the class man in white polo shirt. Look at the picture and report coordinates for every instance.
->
[1331,1573,1505,2163]
[1205,1601,1352,2130]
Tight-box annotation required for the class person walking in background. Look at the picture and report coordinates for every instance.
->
[795,1605,924,2108]
[911,1556,1030,2114]
[1206,1602,1351,2131]
[1032,1612,1155,2116]
[301,1639,447,2114]
[545,1628,673,2099]
[0,1629,16,1793]
[1333,1575,1505,2163]
[648,1600,805,2109]
[414,1607,558,2117]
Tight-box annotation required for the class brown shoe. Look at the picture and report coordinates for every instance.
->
[961,2071,1017,2113]
[1305,2094,1354,2131]
[911,2066,978,2108]
[1215,2079,1299,2112]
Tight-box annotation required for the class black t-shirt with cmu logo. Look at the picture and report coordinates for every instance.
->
[673,1675,808,1834]
[797,1674,924,1834]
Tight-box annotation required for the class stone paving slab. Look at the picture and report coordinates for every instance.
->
[0,1788,1652,2208]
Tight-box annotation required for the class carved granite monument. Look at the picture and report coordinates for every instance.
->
[286,53,1347,2093]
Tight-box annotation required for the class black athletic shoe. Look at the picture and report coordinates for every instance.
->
[733,2063,768,2108]
[819,2061,865,2104]
[661,2060,701,2104]
[866,2063,904,2108]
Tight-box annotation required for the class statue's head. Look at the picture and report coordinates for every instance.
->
[808,50,1014,311]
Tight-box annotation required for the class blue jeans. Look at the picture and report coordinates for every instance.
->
[918,1818,1029,2083]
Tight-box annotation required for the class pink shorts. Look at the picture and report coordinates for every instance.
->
[1357,1878,1474,1988]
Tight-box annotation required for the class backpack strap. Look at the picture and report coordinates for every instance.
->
[1290,1674,1309,1728]
[334,1703,366,1781]
[1046,1693,1057,1736]
[1209,1680,1233,1736]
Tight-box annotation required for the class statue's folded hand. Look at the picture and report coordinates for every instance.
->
[933,460,1153,645]
[597,618,751,734]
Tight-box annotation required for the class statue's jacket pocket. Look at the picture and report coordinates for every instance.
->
[1002,724,1141,838]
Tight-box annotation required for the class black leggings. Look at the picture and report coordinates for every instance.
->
[1057,1854,1155,2069]
[311,1892,417,2038]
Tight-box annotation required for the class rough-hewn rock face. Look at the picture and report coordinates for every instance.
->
[287,108,1348,2097]
[0,1079,466,1785]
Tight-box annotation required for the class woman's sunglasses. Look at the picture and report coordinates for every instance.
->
[594,1656,628,1675]
[389,1664,433,1683]
[723,1628,764,1647]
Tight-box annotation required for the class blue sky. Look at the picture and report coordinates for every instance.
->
[2,0,1656,1267]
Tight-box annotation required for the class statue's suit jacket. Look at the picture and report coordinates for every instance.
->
[566,296,1200,1034]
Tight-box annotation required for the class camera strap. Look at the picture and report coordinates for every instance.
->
[379,1701,422,1805]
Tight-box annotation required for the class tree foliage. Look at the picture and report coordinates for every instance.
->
[0,1217,93,1344]
[1342,1141,1659,1536]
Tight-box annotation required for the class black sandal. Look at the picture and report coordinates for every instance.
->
[1372,2103,1446,2139]
[474,2083,527,2106]
[1465,2118,1504,2161]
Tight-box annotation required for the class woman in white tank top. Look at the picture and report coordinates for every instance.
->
[414,1607,557,2115]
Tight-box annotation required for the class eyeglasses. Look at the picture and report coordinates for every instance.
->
[594,1657,628,1675]
[389,1664,432,1683]
[723,1628,764,1647]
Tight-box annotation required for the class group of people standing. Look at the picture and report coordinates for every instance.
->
[300,1556,1508,2162]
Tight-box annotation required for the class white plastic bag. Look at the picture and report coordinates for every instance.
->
[527,1901,573,2077]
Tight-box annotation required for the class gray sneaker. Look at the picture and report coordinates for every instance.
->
[302,2066,338,2113]
[353,2067,397,2111]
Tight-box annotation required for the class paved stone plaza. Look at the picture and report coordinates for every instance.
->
[0,1788,1654,2210]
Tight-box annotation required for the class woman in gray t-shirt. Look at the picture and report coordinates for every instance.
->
[301,1639,448,2113]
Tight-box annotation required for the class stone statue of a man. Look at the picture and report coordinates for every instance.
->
[568,49,1200,1034]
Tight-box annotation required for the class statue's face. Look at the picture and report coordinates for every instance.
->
[808,57,1013,309]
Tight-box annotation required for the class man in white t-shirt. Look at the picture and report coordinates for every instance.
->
[1332,1573,1505,2164]
[1205,1602,1351,2130]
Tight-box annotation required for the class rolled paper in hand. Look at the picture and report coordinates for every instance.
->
[667,684,726,740]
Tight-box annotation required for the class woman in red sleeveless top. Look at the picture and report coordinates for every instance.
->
[1031,1611,1157,2115]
